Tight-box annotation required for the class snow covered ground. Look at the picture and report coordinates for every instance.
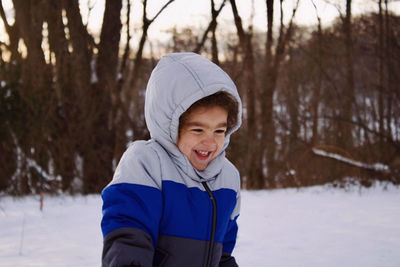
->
[1,183,399,267]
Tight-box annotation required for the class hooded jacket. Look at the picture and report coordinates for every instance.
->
[101,52,242,267]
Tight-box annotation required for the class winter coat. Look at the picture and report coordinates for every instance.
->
[101,52,242,267]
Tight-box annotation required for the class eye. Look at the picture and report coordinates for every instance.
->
[215,129,226,134]
[191,128,203,133]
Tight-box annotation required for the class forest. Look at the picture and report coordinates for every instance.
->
[0,0,399,195]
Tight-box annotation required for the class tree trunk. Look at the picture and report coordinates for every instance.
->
[82,0,123,193]
[260,0,276,188]
[340,0,355,150]
[13,0,53,183]
[311,2,323,146]
[229,0,261,189]
[46,0,76,192]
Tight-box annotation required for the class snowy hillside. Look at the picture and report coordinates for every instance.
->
[1,183,399,267]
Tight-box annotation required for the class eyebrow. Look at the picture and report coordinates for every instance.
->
[185,121,227,128]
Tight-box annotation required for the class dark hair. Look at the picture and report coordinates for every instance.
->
[179,91,239,134]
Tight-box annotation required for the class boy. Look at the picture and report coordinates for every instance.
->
[101,52,242,267]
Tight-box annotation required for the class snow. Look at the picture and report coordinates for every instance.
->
[9,131,60,193]
[1,184,399,267]
[0,195,102,266]
[236,184,400,267]
[312,148,390,172]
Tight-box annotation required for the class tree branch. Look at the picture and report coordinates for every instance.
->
[149,0,175,24]
[194,0,226,53]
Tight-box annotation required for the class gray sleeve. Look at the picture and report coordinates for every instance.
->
[102,227,154,267]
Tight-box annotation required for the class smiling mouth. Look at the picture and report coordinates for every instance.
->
[195,150,212,160]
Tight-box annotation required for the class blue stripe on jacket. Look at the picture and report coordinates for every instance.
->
[101,183,163,247]
[101,180,238,253]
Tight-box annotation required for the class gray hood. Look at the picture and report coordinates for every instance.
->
[144,52,242,181]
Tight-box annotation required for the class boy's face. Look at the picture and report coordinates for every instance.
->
[177,106,228,171]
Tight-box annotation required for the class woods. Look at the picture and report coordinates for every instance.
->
[0,0,399,195]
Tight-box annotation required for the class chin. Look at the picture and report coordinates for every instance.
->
[192,162,207,171]
[194,166,206,171]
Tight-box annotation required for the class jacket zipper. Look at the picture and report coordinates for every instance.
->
[202,181,217,267]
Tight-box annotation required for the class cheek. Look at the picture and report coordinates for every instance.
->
[177,141,187,155]
[177,135,195,156]
[216,136,226,150]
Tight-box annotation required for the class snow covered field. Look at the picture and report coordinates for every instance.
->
[1,184,399,267]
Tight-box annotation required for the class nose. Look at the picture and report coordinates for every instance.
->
[201,134,217,148]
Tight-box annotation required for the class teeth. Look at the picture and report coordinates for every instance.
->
[197,150,209,156]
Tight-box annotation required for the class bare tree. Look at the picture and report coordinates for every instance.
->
[1,0,399,194]
[81,0,123,193]
[310,0,323,146]
[339,0,355,150]
[194,0,227,64]
[260,0,300,188]
[229,0,261,188]
[127,0,175,143]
